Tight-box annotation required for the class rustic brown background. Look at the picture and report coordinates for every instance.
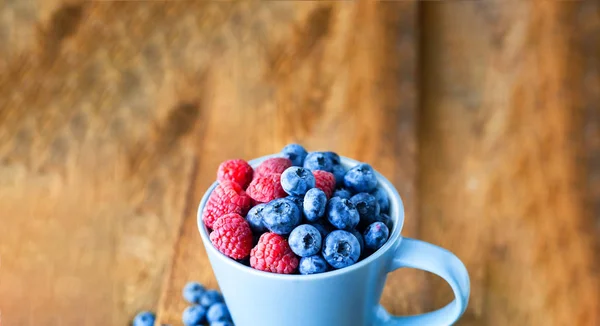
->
[0,1,598,325]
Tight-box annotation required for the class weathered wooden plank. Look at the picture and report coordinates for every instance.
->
[579,0,600,243]
[0,2,225,325]
[156,0,420,324]
[420,2,599,325]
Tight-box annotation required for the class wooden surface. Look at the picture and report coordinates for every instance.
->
[0,1,598,325]
[420,2,599,325]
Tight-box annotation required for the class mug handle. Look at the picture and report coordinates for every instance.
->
[375,238,470,326]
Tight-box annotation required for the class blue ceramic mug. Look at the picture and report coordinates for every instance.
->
[198,155,470,326]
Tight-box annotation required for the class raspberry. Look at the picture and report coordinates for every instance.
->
[254,157,292,177]
[210,213,253,259]
[250,232,299,274]
[246,173,286,203]
[313,170,336,198]
[217,159,253,189]
[202,181,252,229]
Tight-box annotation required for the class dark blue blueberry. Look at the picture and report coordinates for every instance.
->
[370,187,390,213]
[211,321,234,326]
[133,311,155,326]
[375,213,393,231]
[322,230,361,269]
[343,163,378,193]
[324,152,346,185]
[363,222,390,251]
[182,282,205,304]
[262,198,302,235]
[239,256,251,266]
[324,151,341,164]
[299,255,329,275]
[333,188,352,199]
[349,229,365,253]
[207,303,231,323]
[200,290,224,308]
[245,204,268,234]
[286,195,304,211]
[303,188,327,222]
[288,224,322,257]
[332,164,347,186]
[182,305,207,326]
[303,152,334,172]
[326,197,360,230]
[350,193,381,228]
[311,221,332,239]
[281,143,308,166]
[281,166,316,196]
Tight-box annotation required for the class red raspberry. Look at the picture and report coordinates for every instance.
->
[217,159,253,189]
[313,170,336,198]
[210,213,253,259]
[250,232,299,274]
[246,173,286,203]
[202,181,252,229]
[254,157,292,178]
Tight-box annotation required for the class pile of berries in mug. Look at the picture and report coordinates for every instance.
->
[203,144,392,275]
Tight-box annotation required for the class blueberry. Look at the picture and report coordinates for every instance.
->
[324,151,341,164]
[311,221,332,238]
[289,224,322,257]
[281,143,308,166]
[350,193,380,228]
[239,256,251,266]
[133,311,155,326]
[332,164,347,186]
[182,282,206,304]
[326,197,360,230]
[324,152,346,184]
[333,188,352,199]
[286,195,304,211]
[182,305,207,326]
[211,321,234,326]
[344,163,378,193]
[375,213,393,231]
[303,188,327,222]
[303,152,334,172]
[245,204,268,233]
[370,187,390,213]
[349,229,365,253]
[281,166,316,196]
[262,198,302,235]
[200,290,224,308]
[207,302,231,323]
[322,230,361,269]
[299,255,329,275]
[363,222,390,251]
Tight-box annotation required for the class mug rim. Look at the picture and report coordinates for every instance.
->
[197,154,405,281]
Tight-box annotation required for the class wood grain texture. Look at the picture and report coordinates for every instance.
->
[579,0,600,238]
[1,0,598,325]
[156,1,420,324]
[0,0,419,325]
[420,2,599,325]
[0,1,219,325]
